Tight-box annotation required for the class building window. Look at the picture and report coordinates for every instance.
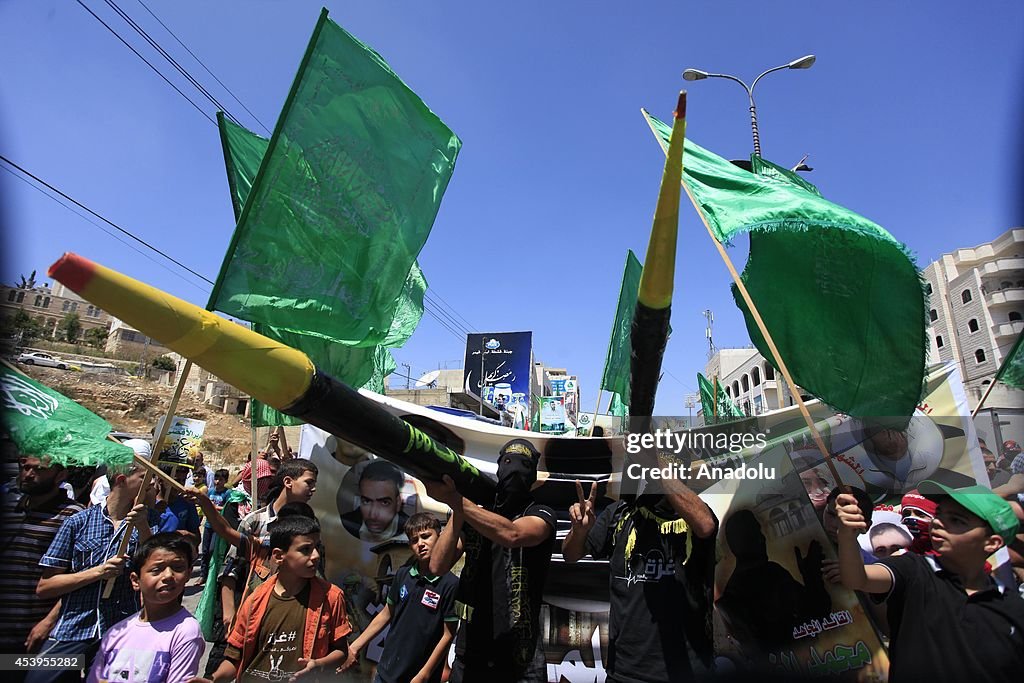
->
[725,386,731,398]
[968,318,979,333]
[1018,280,1024,288]
[16,291,24,303]
[1001,281,1012,290]
[936,335,944,348]
[732,381,740,397]
[42,297,50,308]
[34,295,43,307]
[6,290,15,302]
[752,366,761,386]
[925,283,933,295]
[62,300,70,312]
[961,289,973,304]
[975,349,986,363]
[742,375,750,392]
[1011,311,1023,322]
[929,309,938,322]
[764,363,775,380]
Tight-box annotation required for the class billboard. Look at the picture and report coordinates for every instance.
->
[463,331,533,414]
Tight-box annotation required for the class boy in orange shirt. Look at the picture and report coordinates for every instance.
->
[197,515,350,682]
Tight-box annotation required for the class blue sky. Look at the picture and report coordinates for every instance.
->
[3,1,1023,415]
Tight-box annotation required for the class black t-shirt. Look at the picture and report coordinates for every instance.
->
[454,502,557,675]
[875,553,1024,683]
[585,501,717,683]
[376,565,458,683]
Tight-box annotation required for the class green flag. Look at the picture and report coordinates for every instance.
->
[645,113,926,418]
[1,364,132,467]
[697,372,744,423]
[214,14,442,424]
[996,332,1024,389]
[218,116,420,425]
[601,251,643,407]
[209,9,460,351]
[608,392,628,419]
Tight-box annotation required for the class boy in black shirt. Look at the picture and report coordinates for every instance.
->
[836,480,1024,682]
[340,513,458,683]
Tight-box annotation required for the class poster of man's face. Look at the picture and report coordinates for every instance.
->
[338,458,410,544]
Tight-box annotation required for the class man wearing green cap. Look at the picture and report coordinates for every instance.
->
[835,480,1024,681]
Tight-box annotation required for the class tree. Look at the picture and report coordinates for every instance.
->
[83,326,108,349]
[6,310,43,342]
[58,313,82,343]
[151,355,176,371]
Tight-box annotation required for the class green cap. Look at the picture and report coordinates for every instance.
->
[918,480,1019,544]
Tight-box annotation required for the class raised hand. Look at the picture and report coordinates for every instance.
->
[569,479,597,531]
[835,493,867,535]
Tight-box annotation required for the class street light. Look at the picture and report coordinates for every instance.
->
[682,55,815,158]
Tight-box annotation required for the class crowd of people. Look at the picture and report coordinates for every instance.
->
[2,427,1024,683]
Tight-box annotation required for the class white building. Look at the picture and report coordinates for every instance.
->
[703,347,800,420]
[923,228,1024,409]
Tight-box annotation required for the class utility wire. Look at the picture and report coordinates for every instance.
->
[0,164,211,295]
[102,0,245,129]
[74,0,216,126]
[134,0,273,135]
[0,154,215,286]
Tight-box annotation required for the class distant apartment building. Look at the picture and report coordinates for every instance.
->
[104,317,172,360]
[1,281,111,339]
[703,347,799,420]
[923,228,1024,409]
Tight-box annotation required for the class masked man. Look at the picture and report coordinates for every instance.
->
[424,439,556,683]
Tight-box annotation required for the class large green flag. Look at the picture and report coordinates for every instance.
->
[645,113,926,418]
[697,372,744,423]
[996,332,1024,389]
[1,364,132,467]
[218,115,420,426]
[209,9,460,352]
[600,250,643,408]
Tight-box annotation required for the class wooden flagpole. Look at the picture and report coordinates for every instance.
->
[102,359,192,598]
[641,111,841,485]
[590,388,604,436]
[971,380,999,419]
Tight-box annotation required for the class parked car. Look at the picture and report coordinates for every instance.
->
[17,351,69,370]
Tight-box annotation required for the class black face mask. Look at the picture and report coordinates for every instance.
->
[494,453,536,517]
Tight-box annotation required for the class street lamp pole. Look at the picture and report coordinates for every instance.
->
[682,55,815,158]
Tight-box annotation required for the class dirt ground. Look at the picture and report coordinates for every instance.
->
[22,365,258,469]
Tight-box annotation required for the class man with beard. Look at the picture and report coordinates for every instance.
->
[0,454,84,654]
[424,438,556,683]
[562,474,717,682]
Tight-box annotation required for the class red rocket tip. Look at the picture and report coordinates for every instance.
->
[48,253,96,294]
[674,91,687,120]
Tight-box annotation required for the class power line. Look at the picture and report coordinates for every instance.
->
[0,154,215,285]
[74,0,216,126]
[0,164,211,295]
[101,0,245,129]
[134,0,273,135]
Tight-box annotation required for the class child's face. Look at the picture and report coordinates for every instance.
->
[275,533,321,579]
[131,549,190,606]
[408,528,440,563]
[286,472,317,502]
[930,499,1000,560]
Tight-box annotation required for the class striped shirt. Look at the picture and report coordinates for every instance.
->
[39,503,156,642]
[0,491,83,651]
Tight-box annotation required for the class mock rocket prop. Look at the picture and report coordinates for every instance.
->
[48,253,498,503]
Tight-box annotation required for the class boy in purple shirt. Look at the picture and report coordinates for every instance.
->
[88,533,205,683]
